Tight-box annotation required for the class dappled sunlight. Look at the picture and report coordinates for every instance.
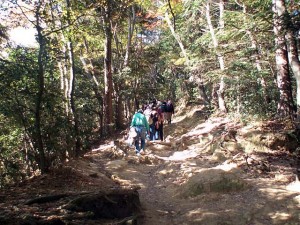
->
[215,162,238,171]
[4,104,295,225]
[269,211,291,222]
[187,209,216,218]
[157,149,199,161]
[90,109,300,224]
[294,195,300,207]
[286,178,300,193]
[158,168,174,176]
[113,176,146,189]
[258,186,296,200]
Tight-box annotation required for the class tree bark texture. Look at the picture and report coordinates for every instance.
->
[273,0,295,117]
[35,3,47,173]
[286,23,300,127]
[206,0,227,113]
[124,5,136,67]
[102,2,114,135]
[66,0,81,156]
[165,11,188,62]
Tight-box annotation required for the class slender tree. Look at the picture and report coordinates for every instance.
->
[273,0,295,117]
[284,3,300,127]
[101,0,114,135]
[205,0,227,113]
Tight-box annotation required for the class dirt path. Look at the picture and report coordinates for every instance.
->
[89,110,300,225]
[1,106,299,225]
[93,141,299,224]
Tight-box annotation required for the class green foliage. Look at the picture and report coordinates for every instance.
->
[0,114,26,188]
[225,61,277,117]
[0,0,296,185]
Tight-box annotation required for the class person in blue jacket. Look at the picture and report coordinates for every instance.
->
[130,109,150,156]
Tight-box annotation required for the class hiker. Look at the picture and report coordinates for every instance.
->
[149,106,158,140]
[160,101,168,123]
[165,99,175,124]
[130,109,150,156]
[155,106,164,141]
[143,105,152,140]
[144,105,152,120]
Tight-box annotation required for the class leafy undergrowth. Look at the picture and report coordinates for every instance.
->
[1,104,300,225]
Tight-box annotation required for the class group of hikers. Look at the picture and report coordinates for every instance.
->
[130,99,175,156]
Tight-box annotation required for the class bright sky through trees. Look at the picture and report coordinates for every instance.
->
[9,27,37,47]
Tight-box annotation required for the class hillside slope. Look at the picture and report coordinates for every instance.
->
[1,105,300,225]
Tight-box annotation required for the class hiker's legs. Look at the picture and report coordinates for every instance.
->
[165,112,170,124]
[140,128,146,150]
[150,124,155,140]
[134,127,142,153]
[155,129,159,140]
[164,112,168,124]
[167,112,172,124]
[134,137,140,152]
[158,124,164,141]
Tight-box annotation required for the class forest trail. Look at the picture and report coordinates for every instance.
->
[1,105,300,225]
[83,105,300,224]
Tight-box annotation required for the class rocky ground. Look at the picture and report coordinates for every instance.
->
[1,105,300,225]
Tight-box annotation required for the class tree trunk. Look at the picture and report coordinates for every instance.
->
[285,15,300,127]
[80,38,104,134]
[124,5,136,67]
[206,0,227,113]
[165,11,188,62]
[112,6,136,129]
[102,2,114,135]
[66,0,81,156]
[273,0,295,117]
[35,4,47,173]
[115,89,126,129]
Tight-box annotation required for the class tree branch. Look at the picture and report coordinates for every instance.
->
[167,0,176,31]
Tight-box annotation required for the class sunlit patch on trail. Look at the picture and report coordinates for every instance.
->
[286,176,300,193]
[156,149,199,161]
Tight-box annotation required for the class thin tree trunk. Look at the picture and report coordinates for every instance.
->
[35,3,47,173]
[206,0,227,113]
[68,41,81,156]
[102,2,114,135]
[165,11,188,62]
[80,38,104,135]
[273,0,295,117]
[66,0,81,156]
[112,6,136,129]
[124,5,136,67]
[285,17,300,128]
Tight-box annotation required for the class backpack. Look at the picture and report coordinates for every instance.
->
[160,103,167,112]
[166,103,173,112]
[151,111,158,125]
